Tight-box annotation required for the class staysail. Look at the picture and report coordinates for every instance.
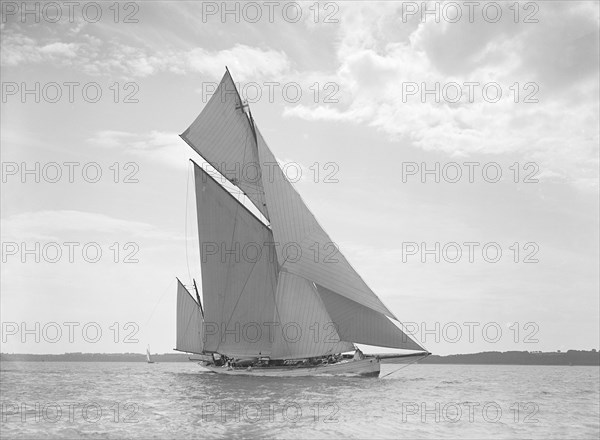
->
[270,271,355,359]
[175,279,205,354]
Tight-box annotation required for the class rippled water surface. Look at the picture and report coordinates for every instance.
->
[1,362,598,439]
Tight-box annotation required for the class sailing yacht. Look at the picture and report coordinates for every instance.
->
[146,345,155,364]
[174,68,429,377]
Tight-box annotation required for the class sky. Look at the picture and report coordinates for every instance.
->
[1,1,598,356]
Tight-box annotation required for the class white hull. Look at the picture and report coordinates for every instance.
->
[201,357,380,377]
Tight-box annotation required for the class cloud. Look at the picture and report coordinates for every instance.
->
[87,130,188,169]
[1,210,179,242]
[2,25,291,80]
[0,31,66,66]
[187,44,291,81]
[38,42,78,57]
[2,3,597,192]
[281,2,600,192]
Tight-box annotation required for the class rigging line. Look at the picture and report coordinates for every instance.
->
[145,278,176,326]
[379,354,429,379]
[185,161,193,286]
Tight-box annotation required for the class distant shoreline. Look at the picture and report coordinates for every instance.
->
[1,350,598,366]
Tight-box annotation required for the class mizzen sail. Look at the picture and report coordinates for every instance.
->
[175,279,205,355]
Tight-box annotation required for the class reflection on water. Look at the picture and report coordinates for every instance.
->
[1,362,598,439]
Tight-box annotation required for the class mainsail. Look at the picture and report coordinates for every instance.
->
[175,69,426,359]
[194,163,278,356]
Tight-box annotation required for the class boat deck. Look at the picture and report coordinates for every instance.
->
[201,357,381,377]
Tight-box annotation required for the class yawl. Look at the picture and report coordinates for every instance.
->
[174,69,429,377]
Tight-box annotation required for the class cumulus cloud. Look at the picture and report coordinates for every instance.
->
[88,130,188,169]
[2,2,597,191]
[2,26,292,80]
[282,1,600,192]
[187,44,291,81]
[1,210,178,242]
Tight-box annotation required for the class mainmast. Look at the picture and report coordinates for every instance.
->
[226,65,259,145]
[192,278,204,318]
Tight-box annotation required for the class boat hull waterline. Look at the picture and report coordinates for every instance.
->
[200,357,380,377]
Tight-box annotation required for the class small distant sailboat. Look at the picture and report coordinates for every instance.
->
[173,68,430,377]
[146,345,155,364]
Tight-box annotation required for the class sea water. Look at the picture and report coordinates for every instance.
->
[1,362,598,439]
